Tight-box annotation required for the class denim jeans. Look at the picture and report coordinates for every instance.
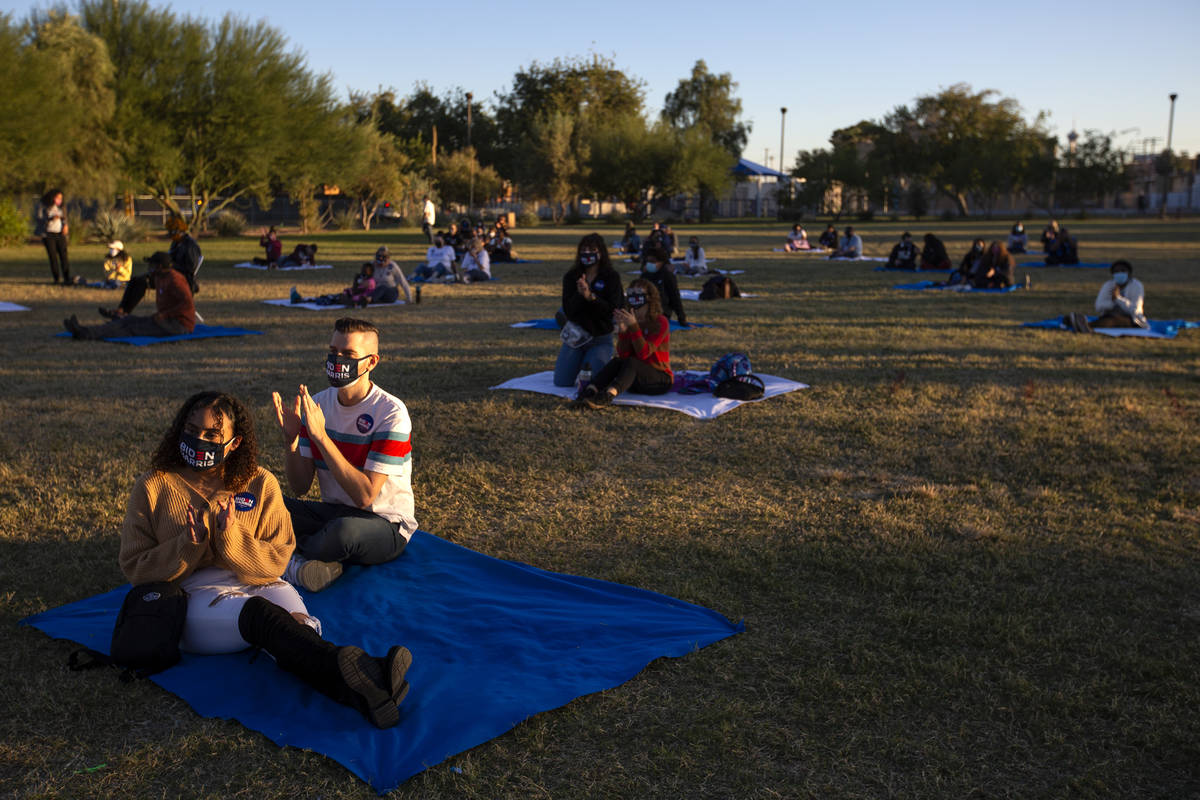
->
[553,333,614,387]
[283,498,407,565]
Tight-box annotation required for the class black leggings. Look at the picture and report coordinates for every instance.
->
[118,274,151,313]
[43,234,70,283]
[592,357,672,396]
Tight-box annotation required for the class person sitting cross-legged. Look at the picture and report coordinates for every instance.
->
[886,231,919,270]
[575,279,672,409]
[829,226,863,259]
[272,318,416,593]
[1065,260,1148,333]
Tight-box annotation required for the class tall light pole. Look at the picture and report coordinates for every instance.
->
[1160,93,1178,217]
[780,107,788,208]
[466,92,474,217]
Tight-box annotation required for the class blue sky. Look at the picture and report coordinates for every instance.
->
[12,0,1200,168]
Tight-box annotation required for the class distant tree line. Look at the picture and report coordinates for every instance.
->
[0,2,751,232]
[789,84,1129,218]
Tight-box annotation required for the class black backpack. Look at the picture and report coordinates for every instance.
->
[69,581,188,680]
[713,374,765,400]
[699,275,740,300]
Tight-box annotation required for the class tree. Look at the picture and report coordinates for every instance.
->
[350,85,501,170]
[882,84,1052,216]
[343,125,413,231]
[524,111,589,221]
[791,149,836,215]
[660,126,734,213]
[1056,130,1128,212]
[435,148,502,209]
[0,15,71,195]
[586,114,669,221]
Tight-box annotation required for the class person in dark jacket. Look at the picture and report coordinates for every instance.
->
[65,253,195,339]
[1045,227,1079,265]
[640,245,687,327]
[886,232,919,270]
[919,233,951,270]
[817,224,839,250]
[969,241,1016,288]
[101,215,202,319]
[552,233,626,387]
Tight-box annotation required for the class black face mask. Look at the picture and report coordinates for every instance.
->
[626,291,647,308]
[579,251,599,266]
[179,432,231,471]
[326,354,368,388]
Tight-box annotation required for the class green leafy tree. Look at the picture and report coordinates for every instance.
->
[1056,130,1128,212]
[791,149,836,215]
[342,125,413,231]
[585,114,669,221]
[435,147,502,209]
[0,15,67,195]
[524,110,590,221]
[661,125,734,211]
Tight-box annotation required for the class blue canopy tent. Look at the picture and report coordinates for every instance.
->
[731,158,789,216]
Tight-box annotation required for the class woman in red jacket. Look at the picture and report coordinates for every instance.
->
[575,279,672,408]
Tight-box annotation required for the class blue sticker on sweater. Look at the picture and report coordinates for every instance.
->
[234,492,257,511]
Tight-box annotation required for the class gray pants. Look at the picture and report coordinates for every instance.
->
[80,315,188,340]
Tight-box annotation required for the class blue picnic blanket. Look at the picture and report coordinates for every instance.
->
[512,318,710,331]
[21,530,741,793]
[55,323,264,346]
[1022,316,1199,339]
[894,281,1021,293]
[873,266,953,273]
[1018,261,1110,268]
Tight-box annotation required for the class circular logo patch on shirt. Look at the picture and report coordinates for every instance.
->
[594,280,605,289]
[356,413,375,433]
[233,492,257,511]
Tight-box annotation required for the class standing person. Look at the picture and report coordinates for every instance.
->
[553,233,624,388]
[640,245,688,326]
[37,189,71,285]
[886,231,919,269]
[421,195,436,244]
[119,390,412,729]
[368,246,413,304]
[100,215,201,319]
[272,318,416,593]
[64,252,194,340]
[575,279,672,408]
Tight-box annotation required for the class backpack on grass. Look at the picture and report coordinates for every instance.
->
[68,581,188,681]
[699,275,740,300]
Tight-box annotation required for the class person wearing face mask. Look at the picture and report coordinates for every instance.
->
[412,236,456,282]
[553,233,624,387]
[63,252,194,339]
[100,215,202,319]
[640,245,688,327]
[456,237,491,283]
[272,318,415,593]
[829,226,863,259]
[367,246,413,304]
[1045,226,1079,266]
[886,232,919,270]
[681,236,708,275]
[969,241,1016,289]
[1067,260,1147,332]
[575,279,672,408]
[119,390,413,728]
[1007,222,1028,254]
[101,240,133,288]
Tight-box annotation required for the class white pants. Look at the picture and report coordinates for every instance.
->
[178,567,319,654]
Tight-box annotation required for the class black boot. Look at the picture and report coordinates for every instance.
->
[238,597,411,729]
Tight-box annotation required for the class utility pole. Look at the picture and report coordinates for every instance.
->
[1160,93,1178,217]
[466,92,474,218]
[780,107,788,209]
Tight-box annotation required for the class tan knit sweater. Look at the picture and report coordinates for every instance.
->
[119,466,295,586]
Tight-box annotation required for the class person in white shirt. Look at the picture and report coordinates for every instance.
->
[412,236,456,282]
[784,224,810,251]
[680,236,708,275]
[829,226,863,259]
[421,196,436,243]
[1065,260,1147,333]
[457,238,491,283]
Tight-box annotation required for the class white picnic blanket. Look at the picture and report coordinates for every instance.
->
[0,301,31,312]
[490,370,807,420]
[772,247,830,253]
[827,256,887,262]
[679,289,757,301]
[235,263,333,271]
[262,298,405,311]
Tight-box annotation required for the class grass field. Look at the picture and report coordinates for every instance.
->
[2,217,1198,798]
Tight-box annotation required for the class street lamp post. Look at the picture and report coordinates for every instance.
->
[780,107,788,210]
[1159,93,1178,217]
[466,92,474,217]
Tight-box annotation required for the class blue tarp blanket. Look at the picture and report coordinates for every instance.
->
[1019,260,1109,268]
[0,301,31,312]
[511,318,711,331]
[54,323,264,346]
[21,531,742,793]
[873,265,953,273]
[1022,316,1200,339]
[894,280,1021,294]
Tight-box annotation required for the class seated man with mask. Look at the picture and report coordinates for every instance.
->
[272,318,416,591]
[1065,260,1147,333]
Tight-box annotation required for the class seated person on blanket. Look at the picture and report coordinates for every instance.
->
[100,215,200,320]
[280,242,318,268]
[954,238,986,282]
[920,233,951,270]
[1041,220,1060,253]
[641,245,688,327]
[272,317,416,593]
[412,236,456,282]
[1045,227,1079,265]
[662,224,679,257]
[968,241,1016,289]
[254,227,282,267]
[1065,260,1147,333]
[829,226,863,259]
[554,233,624,387]
[1007,222,1028,254]
[784,224,810,251]
[680,236,708,275]
[345,263,376,307]
[640,222,666,266]
[886,231,919,270]
[369,246,413,304]
[64,252,194,340]
[575,279,672,408]
[486,223,517,263]
[456,238,492,283]
[101,240,133,288]
[817,224,838,250]
[119,390,412,729]
[618,222,642,255]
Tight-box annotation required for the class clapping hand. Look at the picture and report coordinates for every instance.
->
[297,385,326,440]
[576,276,593,300]
[613,308,637,332]
[273,390,303,445]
